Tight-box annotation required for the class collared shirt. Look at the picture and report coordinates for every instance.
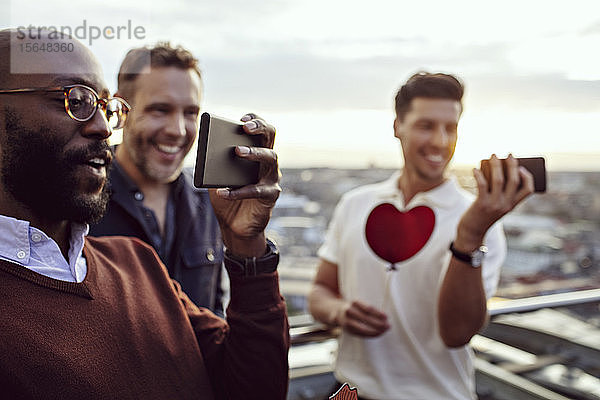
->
[319,172,506,400]
[372,172,465,210]
[109,160,178,264]
[0,215,88,282]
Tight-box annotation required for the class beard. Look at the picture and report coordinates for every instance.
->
[2,108,110,224]
[123,127,187,184]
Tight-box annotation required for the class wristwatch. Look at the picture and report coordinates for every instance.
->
[449,241,488,268]
[224,238,280,276]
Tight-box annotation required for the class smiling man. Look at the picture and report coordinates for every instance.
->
[0,29,288,399]
[309,72,534,399]
[90,44,226,314]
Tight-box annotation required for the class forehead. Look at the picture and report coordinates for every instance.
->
[407,97,461,122]
[7,32,107,93]
[131,66,202,104]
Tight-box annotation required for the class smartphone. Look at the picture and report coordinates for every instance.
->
[480,157,546,193]
[194,112,262,188]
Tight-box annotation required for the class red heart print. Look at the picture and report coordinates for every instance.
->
[365,203,435,264]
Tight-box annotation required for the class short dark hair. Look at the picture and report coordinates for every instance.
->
[394,71,464,120]
[117,42,202,102]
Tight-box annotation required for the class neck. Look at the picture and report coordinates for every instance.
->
[115,146,170,235]
[398,168,446,205]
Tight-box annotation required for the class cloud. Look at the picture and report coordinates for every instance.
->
[467,74,600,112]
[9,0,598,116]
[580,20,600,35]
[197,38,600,114]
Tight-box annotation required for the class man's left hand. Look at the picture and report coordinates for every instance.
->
[209,113,281,257]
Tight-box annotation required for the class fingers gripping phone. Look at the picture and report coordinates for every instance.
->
[194,113,262,188]
[480,156,547,193]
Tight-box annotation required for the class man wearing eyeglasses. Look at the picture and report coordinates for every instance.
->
[0,29,288,399]
[88,43,228,316]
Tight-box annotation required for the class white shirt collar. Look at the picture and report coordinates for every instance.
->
[0,214,88,282]
[376,172,465,210]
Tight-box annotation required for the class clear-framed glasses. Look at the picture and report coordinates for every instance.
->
[0,84,130,130]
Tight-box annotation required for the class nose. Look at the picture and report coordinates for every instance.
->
[164,112,187,138]
[81,106,112,140]
[430,126,449,148]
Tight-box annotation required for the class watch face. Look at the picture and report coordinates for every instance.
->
[472,246,488,267]
[472,250,484,267]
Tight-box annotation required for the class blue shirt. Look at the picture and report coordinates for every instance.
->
[0,215,88,282]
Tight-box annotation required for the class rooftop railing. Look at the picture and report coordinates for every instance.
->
[288,288,600,400]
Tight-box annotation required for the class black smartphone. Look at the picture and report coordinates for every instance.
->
[194,112,262,188]
[480,156,546,193]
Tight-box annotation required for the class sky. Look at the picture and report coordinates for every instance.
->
[3,0,600,170]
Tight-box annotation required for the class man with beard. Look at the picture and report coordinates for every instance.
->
[309,72,534,399]
[90,44,226,315]
[0,29,288,400]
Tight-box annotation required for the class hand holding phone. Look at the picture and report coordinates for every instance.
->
[197,112,281,258]
[194,113,262,188]
[480,156,546,193]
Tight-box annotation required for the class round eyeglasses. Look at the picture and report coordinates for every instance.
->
[0,84,130,130]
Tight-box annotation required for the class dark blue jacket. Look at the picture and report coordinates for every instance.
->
[89,161,224,317]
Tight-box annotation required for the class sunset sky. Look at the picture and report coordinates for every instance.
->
[3,0,600,170]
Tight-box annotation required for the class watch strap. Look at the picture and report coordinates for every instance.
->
[224,238,280,276]
[449,241,473,264]
[449,241,487,268]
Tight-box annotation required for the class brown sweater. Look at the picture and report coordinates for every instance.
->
[0,236,289,400]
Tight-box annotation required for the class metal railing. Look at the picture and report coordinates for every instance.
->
[290,288,600,345]
[488,288,600,316]
[288,289,600,400]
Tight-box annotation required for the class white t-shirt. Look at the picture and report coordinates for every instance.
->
[318,173,506,400]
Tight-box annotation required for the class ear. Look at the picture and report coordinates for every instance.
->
[393,118,403,141]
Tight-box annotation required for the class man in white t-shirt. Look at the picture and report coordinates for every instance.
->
[309,72,534,400]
